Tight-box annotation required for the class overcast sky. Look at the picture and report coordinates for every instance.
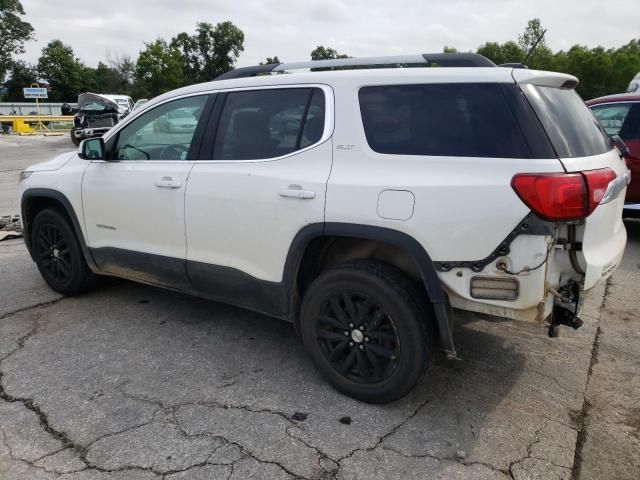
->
[18,0,639,68]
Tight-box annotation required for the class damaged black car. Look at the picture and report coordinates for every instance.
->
[63,93,134,146]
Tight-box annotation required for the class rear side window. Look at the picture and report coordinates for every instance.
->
[523,85,610,158]
[213,88,325,160]
[358,83,531,158]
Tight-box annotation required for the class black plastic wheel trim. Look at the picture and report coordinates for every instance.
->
[316,291,401,385]
[35,222,72,283]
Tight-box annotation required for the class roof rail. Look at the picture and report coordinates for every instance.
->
[215,53,496,80]
[215,64,280,80]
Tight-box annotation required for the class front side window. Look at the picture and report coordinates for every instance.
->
[114,95,208,161]
[359,83,531,158]
[213,88,325,160]
[590,103,632,137]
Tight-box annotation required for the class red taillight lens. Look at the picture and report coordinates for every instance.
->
[583,168,617,212]
[511,168,616,221]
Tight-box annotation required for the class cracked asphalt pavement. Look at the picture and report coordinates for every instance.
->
[1,136,639,479]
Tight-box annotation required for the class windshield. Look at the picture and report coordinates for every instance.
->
[522,85,610,158]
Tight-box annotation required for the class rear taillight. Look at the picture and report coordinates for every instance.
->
[583,168,617,212]
[511,168,616,221]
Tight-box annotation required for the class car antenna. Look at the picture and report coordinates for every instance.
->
[521,29,547,65]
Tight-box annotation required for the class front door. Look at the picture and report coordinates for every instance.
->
[82,94,210,288]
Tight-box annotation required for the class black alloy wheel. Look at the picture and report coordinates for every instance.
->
[35,222,73,284]
[300,260,432,403]
[316,291,401,384]
[31,209,96,295]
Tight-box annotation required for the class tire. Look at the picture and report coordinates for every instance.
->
[70,129,80,146]
[31,209,97,295]
[300,260,433,403]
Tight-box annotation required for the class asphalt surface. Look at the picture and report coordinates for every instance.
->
[0,135,638,479]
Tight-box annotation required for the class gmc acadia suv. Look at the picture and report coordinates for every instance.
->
[18,53,628,403]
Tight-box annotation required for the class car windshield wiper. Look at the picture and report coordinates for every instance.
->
[121,144,150,160]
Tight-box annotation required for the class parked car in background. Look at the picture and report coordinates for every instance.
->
[627,73,640,93]
[67,93,134,146]
[133,98,149,110]
[587,94,640,216]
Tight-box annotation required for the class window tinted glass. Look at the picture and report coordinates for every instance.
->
[523,85,610,158]
[590,103,632,136]
[115,95,207,161]
[619,104,640,140]
[213,88,324,160]
[359,83,531,158]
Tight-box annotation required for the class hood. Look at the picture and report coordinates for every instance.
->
[27,151,77,172]
[77,93,120,112]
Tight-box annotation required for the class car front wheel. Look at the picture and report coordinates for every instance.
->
[300,260,432,403]
[32,209,96,295]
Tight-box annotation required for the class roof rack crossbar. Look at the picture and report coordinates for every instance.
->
[214,53,495,80]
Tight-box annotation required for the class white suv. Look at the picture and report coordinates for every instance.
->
[18,53,628,403]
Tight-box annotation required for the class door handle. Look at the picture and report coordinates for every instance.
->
[155,177,182,189]
[279,187,316,199]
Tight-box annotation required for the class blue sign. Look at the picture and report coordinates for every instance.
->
[23,87,48,99]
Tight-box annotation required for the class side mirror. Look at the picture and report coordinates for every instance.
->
[78,138,106,160]
[61,103,72,115]
[611,135,631,158]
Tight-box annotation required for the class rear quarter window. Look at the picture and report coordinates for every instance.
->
[358,83,531,158]
[523,85,610,158]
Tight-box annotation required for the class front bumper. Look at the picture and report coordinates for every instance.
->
[73,127,111,140]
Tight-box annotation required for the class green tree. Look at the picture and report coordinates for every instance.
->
[87,61,130,93]
[0,0,35,81]
[443,46,458,53]
[135,39,184,98]
[310,46,349,60]
[37,40,83,101]
[107,53,136,93]
[518,18,547,52]
[260,56,281,65]
[171,21,244,83]
[476,41,524,65]
[3,60,36,101]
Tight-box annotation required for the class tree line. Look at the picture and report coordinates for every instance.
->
[1,1,639,103]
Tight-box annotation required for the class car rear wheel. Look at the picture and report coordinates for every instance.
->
[300,260,432,403]
[32,209,96,295]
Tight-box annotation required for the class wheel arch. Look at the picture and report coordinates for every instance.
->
[21,188,97,270]
[285,223,456,357]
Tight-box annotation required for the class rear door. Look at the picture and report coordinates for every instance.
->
[184,85,333,316]
[517,75,628,289]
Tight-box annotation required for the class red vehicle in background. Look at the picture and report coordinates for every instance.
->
[587,94,640,217]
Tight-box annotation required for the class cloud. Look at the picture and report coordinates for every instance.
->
[16,0,638,69]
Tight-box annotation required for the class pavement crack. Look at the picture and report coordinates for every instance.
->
[507,422,546,479]
[569,277,609,480]
[335,394,433,469]
[379,445,509,476]
[0,372,78,452]
[0,318,38,364]
[0,297,64,322]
